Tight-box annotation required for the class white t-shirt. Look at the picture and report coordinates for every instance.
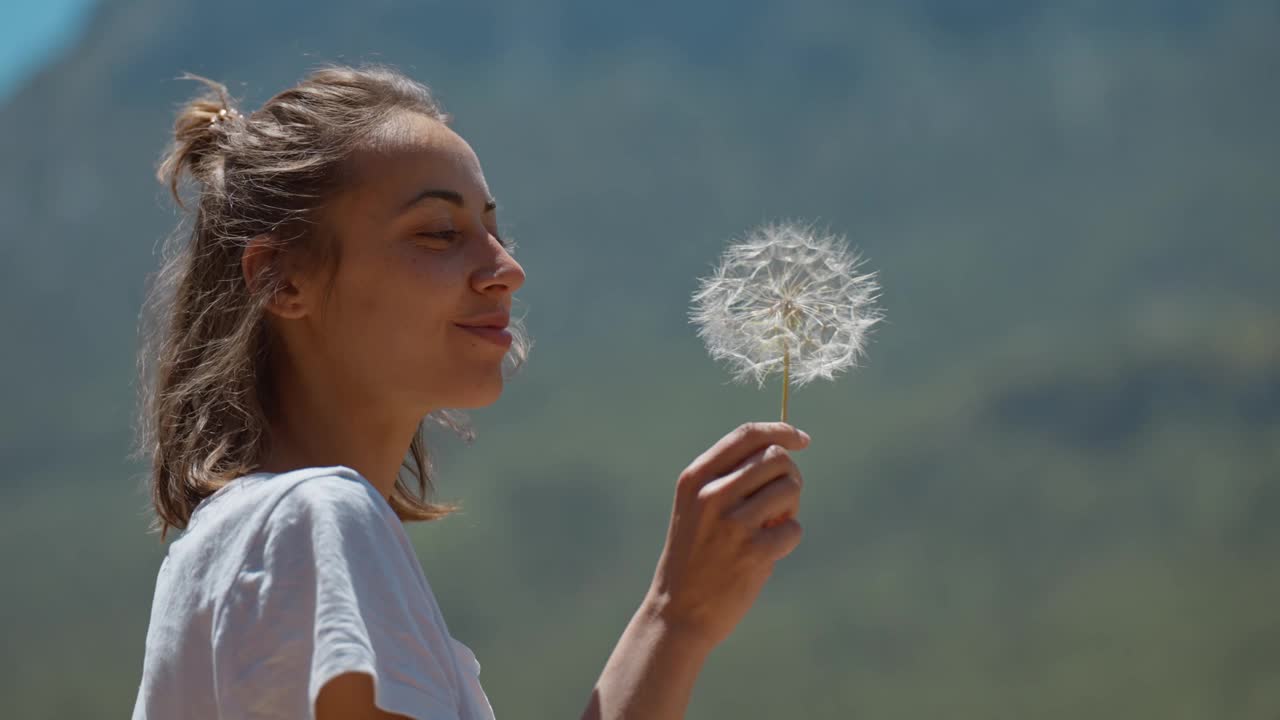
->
[131,465,495,720]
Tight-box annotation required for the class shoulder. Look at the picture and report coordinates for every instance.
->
[254,466,402,559]
[190,465,388,534]
[270,466,391,524]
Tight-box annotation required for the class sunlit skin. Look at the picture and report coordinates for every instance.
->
[239,106,805,720]
[241,111,524,502]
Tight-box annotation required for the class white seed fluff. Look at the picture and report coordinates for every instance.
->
[690,221,883,388]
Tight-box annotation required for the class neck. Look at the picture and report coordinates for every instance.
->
[258,345,426,503]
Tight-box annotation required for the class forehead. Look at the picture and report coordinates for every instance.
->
[339,111,489,212]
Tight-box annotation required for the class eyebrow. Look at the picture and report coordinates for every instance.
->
[400,188,497,213]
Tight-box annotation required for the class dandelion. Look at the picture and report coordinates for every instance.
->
[690,221,883,422]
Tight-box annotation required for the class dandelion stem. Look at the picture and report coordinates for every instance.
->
[781,342,791,423]
[781,306,797,423]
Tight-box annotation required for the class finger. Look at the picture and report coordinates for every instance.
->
[761,510,794,530]
[730,474,802,529]
[752,517,803,562]
[702,444,801,505]
[682,422,809,490]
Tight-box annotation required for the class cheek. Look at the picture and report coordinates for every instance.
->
[399,248,468,329]
[331,247,464,362]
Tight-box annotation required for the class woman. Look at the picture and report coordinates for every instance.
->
[132,65,808,720]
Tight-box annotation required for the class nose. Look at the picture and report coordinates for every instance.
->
[472,238,525,296]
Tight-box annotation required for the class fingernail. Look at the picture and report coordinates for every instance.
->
[799,430,811,443]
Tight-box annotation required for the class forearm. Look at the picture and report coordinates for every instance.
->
[581,595,715,720]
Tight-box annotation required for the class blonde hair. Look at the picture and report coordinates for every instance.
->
[134,65,528,540]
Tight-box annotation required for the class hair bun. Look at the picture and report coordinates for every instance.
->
[156,73,244,205]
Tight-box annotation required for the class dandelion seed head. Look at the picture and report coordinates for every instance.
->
[690,221,883,388]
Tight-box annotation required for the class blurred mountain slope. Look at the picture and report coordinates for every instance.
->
[1,1,1277,718]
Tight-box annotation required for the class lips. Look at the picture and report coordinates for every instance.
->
[454,312,513,349]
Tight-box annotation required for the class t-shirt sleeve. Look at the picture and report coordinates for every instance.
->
[211,474,461,720]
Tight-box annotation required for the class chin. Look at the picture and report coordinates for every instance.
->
[453,375,505,409]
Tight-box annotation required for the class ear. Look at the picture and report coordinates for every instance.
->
[241,234,311,320]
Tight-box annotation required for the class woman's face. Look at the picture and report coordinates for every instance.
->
[301,112,525,415]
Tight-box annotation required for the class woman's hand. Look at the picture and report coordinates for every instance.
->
[644,421,810,652]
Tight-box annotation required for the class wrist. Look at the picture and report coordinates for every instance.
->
[585,593,714,720]
[637,590,718,660]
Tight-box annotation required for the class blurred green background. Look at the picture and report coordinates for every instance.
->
[1,1,1278,718]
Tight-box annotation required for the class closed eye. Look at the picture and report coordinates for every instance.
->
[417,229,510,249]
